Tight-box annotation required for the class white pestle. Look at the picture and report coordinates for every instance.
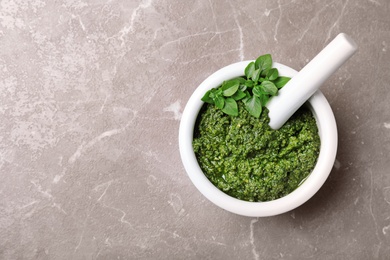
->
[266,33,358,130]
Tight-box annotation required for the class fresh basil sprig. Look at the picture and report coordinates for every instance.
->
[201,54,291,118]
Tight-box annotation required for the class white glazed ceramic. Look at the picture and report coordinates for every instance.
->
[266,33,357,129]
[179,61,338,217]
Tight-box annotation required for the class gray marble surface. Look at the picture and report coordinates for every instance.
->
[1,0,389,259]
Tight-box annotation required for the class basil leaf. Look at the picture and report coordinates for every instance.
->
[223,86,239,96]
[201,89,214,104]
[259,94,270,106]
[252,85,262,97]
[273,76,291,89]
[261,81,278,96]
[232,90,246,101]
[244,80,253,88]
[242,90,251,103]
[261,68,269,77]
[267,68,279,80]
[222,80,239,97]
[244,96,262,118]
[255,54,272,72]
[237,77,246,84]
[245,62,255,79]
[252,69,261,82]
[221,79,238,90]
[239,84,247,92]
[222,98,238,116]
[214,95,225,109]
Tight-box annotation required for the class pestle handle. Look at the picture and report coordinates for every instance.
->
[266,33,358,130]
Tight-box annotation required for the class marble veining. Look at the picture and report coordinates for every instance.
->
[1,0,390,259]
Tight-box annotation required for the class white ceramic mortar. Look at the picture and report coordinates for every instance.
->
[179,61,338,217]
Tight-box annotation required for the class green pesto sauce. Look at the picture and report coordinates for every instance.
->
[193,101,321,202]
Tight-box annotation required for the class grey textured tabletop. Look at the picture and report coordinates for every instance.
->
[1,0,390,259]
